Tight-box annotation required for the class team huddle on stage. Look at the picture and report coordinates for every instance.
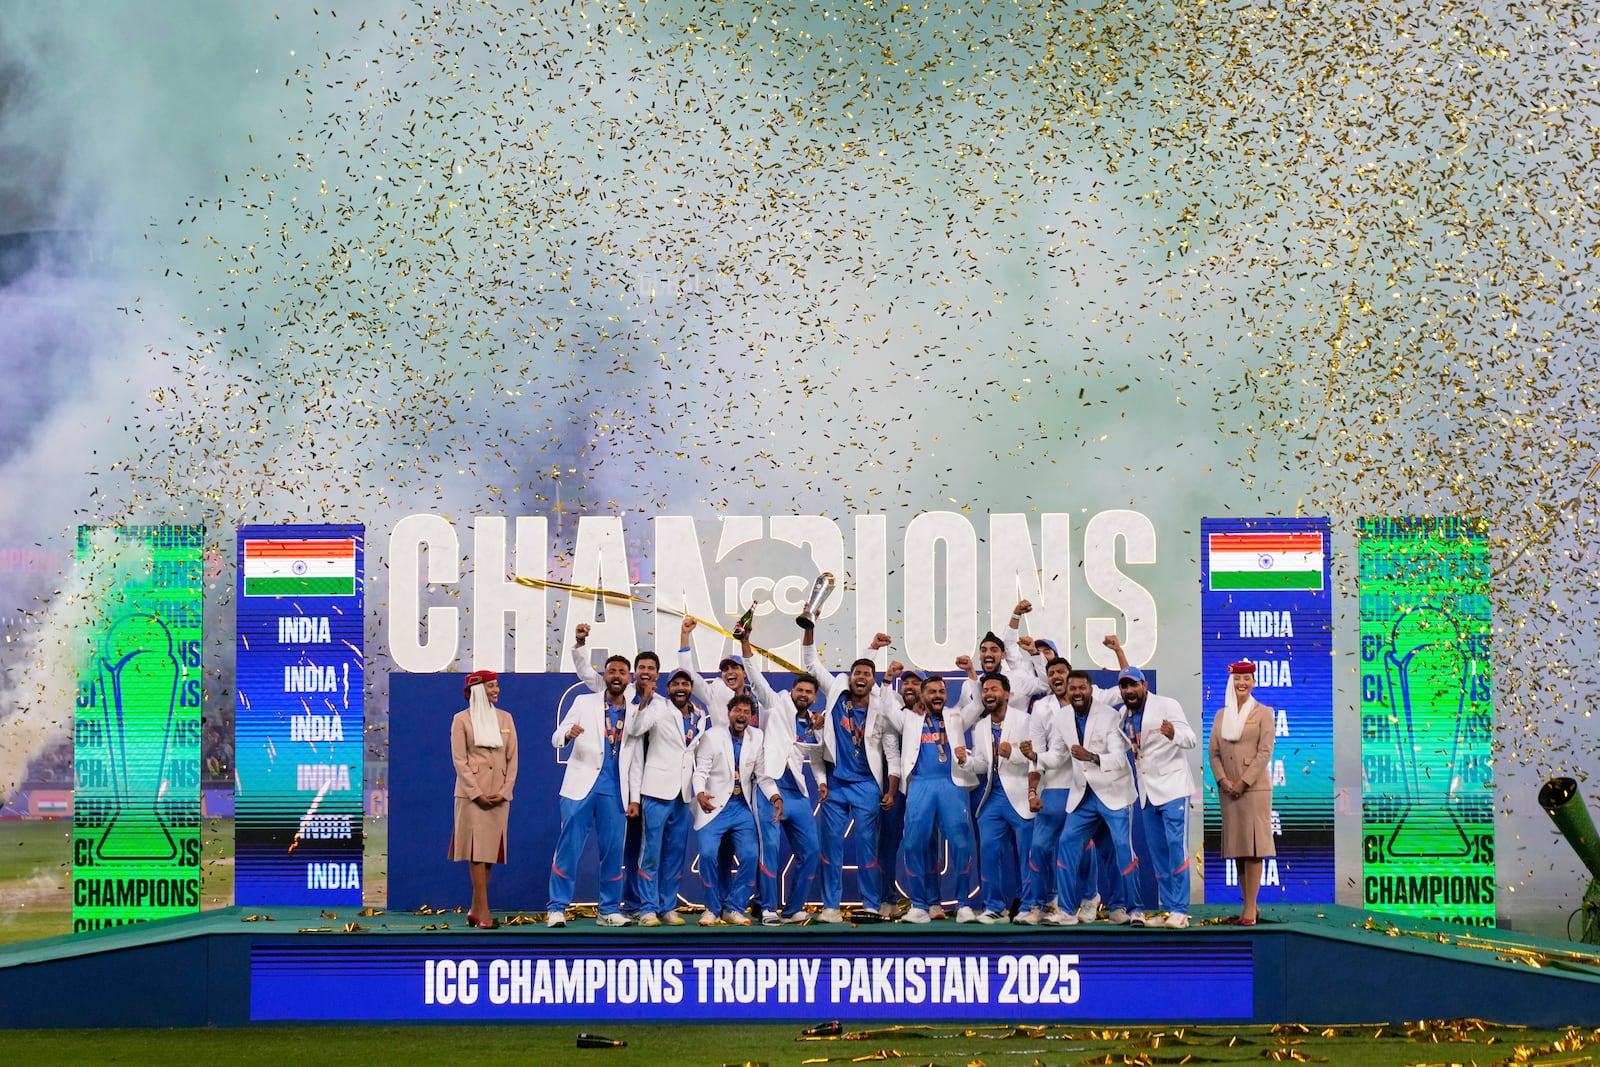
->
[480,595,1265,932]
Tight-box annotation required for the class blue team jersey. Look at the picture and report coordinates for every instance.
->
[829,693,872,783]
[594,702,627,795]
[913,716,952,779]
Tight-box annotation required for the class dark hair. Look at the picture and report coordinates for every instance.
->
[604,654,631,671]
[792,673,821,691]
[1067,669,1093,685]
[1045,657,1072,671]
[727,693,755,713]
[850,658,877,674]
[982,671,1011,692]
[921,674,948,689]
[634,650,661,670]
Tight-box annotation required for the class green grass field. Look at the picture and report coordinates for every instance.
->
[0,1021,1592,1065]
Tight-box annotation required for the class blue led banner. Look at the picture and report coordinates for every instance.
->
[1199,518,1334,904]
[235,524,365,905]
[72,525,205,932]
[250,936,1254,1022]
[1357,517,1494,926]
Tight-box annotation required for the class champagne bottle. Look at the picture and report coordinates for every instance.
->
[576,1032,626,1048]
[732,601,756,640]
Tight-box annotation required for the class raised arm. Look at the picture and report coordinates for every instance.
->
[800,624,842,698]
[877,662,907,786]
[950,655,984,732]
[742,626,781,712]
[570,623,604,693]
[1102,632,1131,671]
[1002,601,1045,702]
[678,616,716,708]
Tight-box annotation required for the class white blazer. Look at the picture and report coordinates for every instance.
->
[803,643,894,791]
[962,701,1036,819]
[1073,699,1137,811]
[745,667,821,798]
[1126,691,1197,807]
[569,646,674,799]
[678,647,760,730]
[1030,694,1088,797]
[551,691,645,806]
[882,700,977,795]
[629,696,710,803]
[690,724,776,830]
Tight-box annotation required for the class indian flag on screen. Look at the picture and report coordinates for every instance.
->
[243,538,356,597]
[1208,530,1325,591]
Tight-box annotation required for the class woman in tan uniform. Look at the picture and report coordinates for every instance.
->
[450,669,518,928]
[1208,661,1273,925]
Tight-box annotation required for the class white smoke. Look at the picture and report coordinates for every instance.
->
[0,529,150,803]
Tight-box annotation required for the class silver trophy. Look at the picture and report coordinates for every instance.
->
[796,572,836,630]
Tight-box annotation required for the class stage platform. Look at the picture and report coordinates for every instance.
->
[3,904,1598,1029]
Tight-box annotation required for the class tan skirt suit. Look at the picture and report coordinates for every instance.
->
[448,708,518,863]
[1208,702,1275,858]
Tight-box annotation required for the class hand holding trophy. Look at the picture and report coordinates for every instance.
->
[796,572,836,631]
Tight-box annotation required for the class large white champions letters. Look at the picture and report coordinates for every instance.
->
[388,512,1157,673]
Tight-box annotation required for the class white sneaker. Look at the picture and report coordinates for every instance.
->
[977,909,1011,925]
[546,910,567,928]
[955,906,977,924]
[817,908,846,924]
[698,911,720,926]
[596,912,632,927]
[723,909,753,926]
[902,907,932,924]
[1165,912,1190,929]
[1075,895,1101,923]
[1014,907,1044,926]
[761,910,783,926]
[879,902,904,920]
[661,910,687,926]
[928,905,947,920]
[1129,910,1147,927]
[1106,907,1131,925]
[779,911,808,924]
[1044,909,1079,926]
[637,912,660,927]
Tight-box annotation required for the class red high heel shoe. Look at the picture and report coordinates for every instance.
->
[466,912,480,927]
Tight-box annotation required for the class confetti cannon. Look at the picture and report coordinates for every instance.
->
[1537,776,1600,945]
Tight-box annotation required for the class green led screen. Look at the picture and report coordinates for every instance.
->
[72,525,204,931]
[1358,517,1494,926]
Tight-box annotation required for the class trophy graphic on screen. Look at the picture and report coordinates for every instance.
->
[1380,603,1473,859]
[92,613,181,862]
[796,572,836,630]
